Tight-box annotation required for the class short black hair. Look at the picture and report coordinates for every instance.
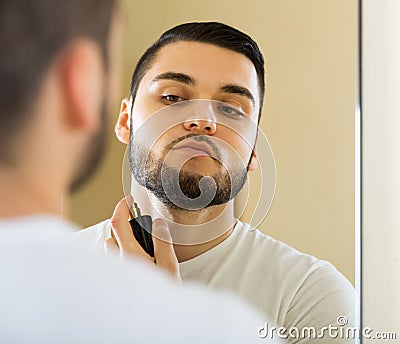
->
[0,0,116,163]
[129,22,265,117]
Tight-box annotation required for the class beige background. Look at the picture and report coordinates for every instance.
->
[69,0,357,284]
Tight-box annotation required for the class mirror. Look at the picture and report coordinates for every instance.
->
[69,0,359,338]
[70,0,357,284]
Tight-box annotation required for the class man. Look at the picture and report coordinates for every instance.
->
[79,22,356,343]
[0,2,279,343]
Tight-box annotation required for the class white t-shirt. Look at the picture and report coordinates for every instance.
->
[79,219,356,344]
[0,216,280,344]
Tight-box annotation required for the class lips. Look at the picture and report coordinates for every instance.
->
[172,140,216,158]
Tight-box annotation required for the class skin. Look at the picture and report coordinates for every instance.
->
[113,41,261,264]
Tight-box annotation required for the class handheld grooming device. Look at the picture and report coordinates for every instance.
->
[129,202,154,257]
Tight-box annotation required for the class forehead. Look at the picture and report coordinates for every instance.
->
[140,41,260,103]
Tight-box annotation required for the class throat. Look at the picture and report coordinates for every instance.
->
[173,225,234,262]
[129,182,238,262]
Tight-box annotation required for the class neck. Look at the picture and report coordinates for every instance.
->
[172,223,235,262]
[130,180,237,262]
[0,165,64,219]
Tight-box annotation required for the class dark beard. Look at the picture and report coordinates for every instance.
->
[129,136,248,211]
[69,103,107,193]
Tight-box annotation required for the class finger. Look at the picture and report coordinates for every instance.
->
[152,219,181,282]
[104,237,119,256]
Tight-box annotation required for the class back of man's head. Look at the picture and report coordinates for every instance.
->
[0,0,115,165]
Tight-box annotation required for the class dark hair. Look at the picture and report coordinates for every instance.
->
[129,22,265,117]
[0,0,116,163]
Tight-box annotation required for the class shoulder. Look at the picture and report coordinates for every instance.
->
[236,222,355,321]
[239,221,354,290]
[284,260,356,336]
[1,218,279,343]
[234,221,326,273]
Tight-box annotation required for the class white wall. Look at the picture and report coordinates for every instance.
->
[363,0,400,338]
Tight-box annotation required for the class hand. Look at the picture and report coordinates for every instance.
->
[104,197,181,282]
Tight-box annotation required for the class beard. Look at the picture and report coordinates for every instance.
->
[69,102,107,193]
[129,134,249,211]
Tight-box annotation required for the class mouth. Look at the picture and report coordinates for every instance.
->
[172,140,217,158]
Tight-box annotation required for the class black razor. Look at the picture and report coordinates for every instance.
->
[129,202,154,257]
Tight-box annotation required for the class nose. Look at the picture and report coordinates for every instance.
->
[183,119,217,135]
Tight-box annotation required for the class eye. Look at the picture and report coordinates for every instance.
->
[217,104,245,119]
[162,94,186,104]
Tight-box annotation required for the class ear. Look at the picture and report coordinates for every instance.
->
[248,150,259,171]
[115,97,131,144]
[61,40,104,133]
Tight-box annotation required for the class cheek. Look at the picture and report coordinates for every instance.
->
[130,95,162,130]
[226,142,253,169]
[218,129,254,162]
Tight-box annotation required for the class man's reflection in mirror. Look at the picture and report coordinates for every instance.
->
[77,22,356,343]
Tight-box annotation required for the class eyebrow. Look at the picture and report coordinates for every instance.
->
[152,72,196,85]
[152,71,255,106]
[220,84,255,106]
